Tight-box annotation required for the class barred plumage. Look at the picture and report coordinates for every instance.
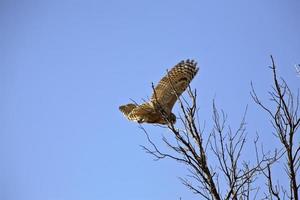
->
[119,59,199,125]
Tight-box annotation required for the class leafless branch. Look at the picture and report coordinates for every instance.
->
[136,56,298,200]
[140,78,272,200]
[251,55,300,200]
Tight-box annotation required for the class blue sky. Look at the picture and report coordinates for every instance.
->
[1,0,299,199]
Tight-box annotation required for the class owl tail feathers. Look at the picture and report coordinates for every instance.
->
[119,103,137,119]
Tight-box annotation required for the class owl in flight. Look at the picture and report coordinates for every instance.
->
[119,59,199,125]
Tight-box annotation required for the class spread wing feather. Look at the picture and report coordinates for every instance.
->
[150,59,199,113]
[119,103,137,119]
[119,103,154,122]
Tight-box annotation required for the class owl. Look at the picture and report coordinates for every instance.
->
[119,59,199,125]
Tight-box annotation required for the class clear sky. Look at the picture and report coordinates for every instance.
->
[1,0,299,200]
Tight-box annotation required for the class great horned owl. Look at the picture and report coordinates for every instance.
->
[119,59,199,125]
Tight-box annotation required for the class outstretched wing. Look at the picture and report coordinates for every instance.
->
[119,103,137,119]
[119,103,155,123]
[150,59,199,112]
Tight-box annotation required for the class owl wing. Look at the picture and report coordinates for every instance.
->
[150,59,199,112]
[119,103,137,119]
[119,103,155,122]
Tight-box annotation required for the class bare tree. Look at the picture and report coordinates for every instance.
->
[140,89,273,199]
[137,56,299,199]
[251,56,300,200]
